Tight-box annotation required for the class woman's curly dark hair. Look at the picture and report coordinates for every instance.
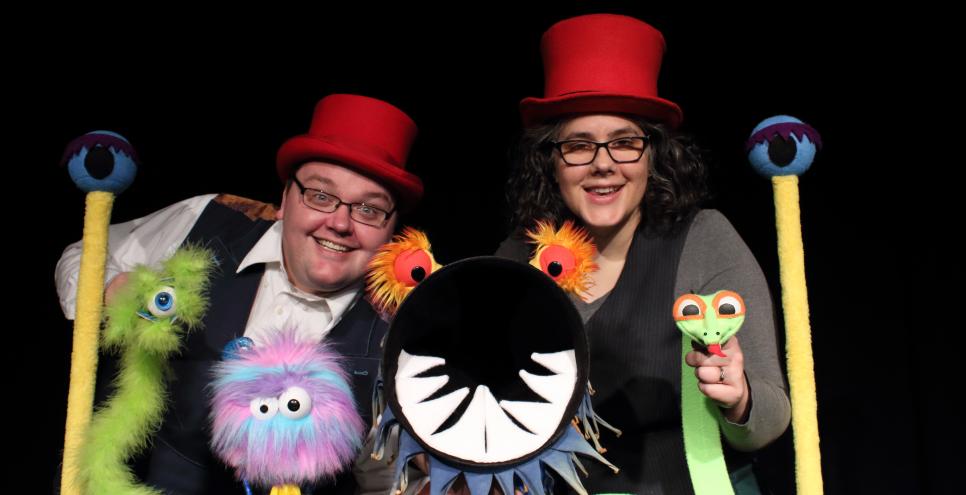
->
[506,116,709,236]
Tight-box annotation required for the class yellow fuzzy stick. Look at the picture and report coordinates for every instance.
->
[62,192,114,495]
[60,131,138,495]
[526,220,597,299]
[271,485,301,495]
[747,116,823,495]
[366,227,442,317]
[773,176,822,494]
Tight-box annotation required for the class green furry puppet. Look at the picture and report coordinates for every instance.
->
[78,246,214,495]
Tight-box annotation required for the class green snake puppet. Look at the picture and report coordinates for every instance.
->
[673,291,747,495]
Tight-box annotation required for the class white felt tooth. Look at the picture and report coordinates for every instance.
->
[397,350,446,378]
[481,388,548,461]
[530,350,577,376]
[425,385,487,460]
[401,386,470,440]
[498,399,562,438]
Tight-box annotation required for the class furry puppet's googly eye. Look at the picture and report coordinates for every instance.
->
[539,245,575,280]
[394,249,433,286]
[146,287,177,317]
[278,387,312,420]
[249,397,279,420]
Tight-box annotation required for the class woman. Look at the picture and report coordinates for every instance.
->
[498,14,790,494]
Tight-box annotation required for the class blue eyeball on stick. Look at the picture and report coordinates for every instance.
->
[60,129,139,495]
[745,114,825,494]
[746,115,822,178]
[61,130,138,193]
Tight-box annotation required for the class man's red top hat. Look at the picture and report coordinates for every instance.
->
[277,94,423,210]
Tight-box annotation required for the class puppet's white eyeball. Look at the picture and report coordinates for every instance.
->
[146,286,177,317]
[681,302,701,316]
[279,387,312,420]
[249,397,279,420]
[673,294,705,320]
[714,291,745,317]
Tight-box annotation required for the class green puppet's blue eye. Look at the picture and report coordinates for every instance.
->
[146,286,177,317]
[155,293,173,311]
[62,130,138,193]
[746,116,821,178]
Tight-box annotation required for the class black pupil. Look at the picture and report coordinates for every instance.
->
[411,266,426,282]
[719,303,736,315]
[547,261,563,277]
[767,135,798,167]
[157,294,169,305]
[259,404,269,413]
[287,399,300,412]
[84,146,115,179]
[683,304,700,316]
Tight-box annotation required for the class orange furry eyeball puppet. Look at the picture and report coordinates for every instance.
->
[526,220,597,300]
[365,227,443,318]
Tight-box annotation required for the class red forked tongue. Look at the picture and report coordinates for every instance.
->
[707,343,727,358]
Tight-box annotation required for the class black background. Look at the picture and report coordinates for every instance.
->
[13,3,949,493]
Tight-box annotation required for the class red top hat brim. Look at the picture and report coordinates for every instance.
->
[277,136,424,212]
[520,92,683,129]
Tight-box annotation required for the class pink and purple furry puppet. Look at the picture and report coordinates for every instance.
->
[209,331,365,495]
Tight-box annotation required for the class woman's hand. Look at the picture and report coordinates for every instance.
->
[685,336,750,423]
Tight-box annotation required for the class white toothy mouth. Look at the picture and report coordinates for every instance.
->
[395,349,577,463]
[315,238,352,253]
[585,185,623,195]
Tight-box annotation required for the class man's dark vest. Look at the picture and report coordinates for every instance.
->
[131,196,388,494]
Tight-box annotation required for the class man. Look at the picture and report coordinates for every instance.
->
[56,94,421,494]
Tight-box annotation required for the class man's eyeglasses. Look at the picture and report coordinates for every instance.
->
[291,176,395,227]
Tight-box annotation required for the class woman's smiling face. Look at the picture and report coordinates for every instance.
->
[553,114,650,235]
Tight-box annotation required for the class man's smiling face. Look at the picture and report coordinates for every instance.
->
[277,161,397,295]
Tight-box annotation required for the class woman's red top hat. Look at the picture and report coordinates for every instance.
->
[277,94,423,210]
[520,14,683,129]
